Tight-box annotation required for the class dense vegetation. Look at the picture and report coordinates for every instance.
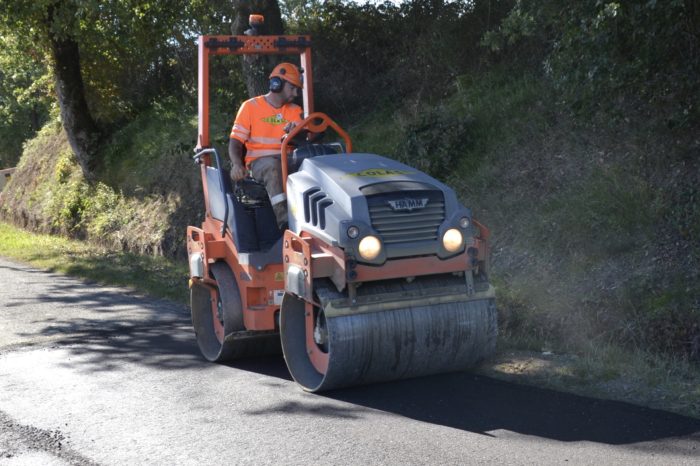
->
[1,0,698,365]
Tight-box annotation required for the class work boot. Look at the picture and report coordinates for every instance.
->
[273,203,288,230]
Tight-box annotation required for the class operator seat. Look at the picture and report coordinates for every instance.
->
[205,166,281,253]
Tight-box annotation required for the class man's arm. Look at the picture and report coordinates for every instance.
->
[228,138,247,181]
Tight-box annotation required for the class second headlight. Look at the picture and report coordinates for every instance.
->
[442,228,463,253]
[358,235,382,260]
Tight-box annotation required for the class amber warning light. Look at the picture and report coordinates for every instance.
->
[249,14,264,26]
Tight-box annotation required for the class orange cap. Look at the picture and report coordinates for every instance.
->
[269,63,303,88]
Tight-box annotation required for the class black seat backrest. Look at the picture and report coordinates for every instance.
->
[235,178,282,250]
[206,167,282,252]
[206,166,257,252]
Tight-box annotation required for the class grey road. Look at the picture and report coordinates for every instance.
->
[0,257,698,465]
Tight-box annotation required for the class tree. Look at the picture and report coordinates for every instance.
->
[0,0,234,179]
[0,34,52,168]
[46,1,101,180]
[232,0,286,97]
[0,1,102,179]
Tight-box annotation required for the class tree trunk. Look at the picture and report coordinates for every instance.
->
[232,0,285,97]
[47,5,101,181]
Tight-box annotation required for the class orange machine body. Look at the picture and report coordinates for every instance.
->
[190,32,352,333]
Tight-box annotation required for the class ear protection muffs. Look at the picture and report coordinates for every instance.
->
[269,76,284,93]
[269,66,287,93]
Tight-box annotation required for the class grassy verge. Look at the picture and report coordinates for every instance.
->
[0,222,188,303]
[479,343,700,419]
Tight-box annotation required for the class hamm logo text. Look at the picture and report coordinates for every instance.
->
[387,198,428,212]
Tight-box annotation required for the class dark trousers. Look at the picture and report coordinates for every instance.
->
[249,156,287,228]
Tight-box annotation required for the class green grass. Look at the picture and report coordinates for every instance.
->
[0,222,188,303]
[534,166,659,257]
[451,70,554,167]
[1,122,194,257]
[98,101,200,191]
[481,342,700,419]
[569,344,700,416]
[347,104,404,156]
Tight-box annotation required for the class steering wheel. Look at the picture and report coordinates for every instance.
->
[280,112,353,192]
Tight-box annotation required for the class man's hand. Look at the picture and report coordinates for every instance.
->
[230,163,246,181]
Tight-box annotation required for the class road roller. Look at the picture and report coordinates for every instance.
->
[187,21,497,392]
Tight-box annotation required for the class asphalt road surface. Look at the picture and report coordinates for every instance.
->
[1,257,699,465]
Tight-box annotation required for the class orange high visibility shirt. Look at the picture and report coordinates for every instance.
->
[230,96,303,164]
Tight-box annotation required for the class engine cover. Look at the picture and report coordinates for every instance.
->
[287,153,472,262]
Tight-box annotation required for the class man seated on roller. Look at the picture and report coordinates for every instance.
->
[228,62,305,230]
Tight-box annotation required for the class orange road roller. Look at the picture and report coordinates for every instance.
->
[187,24,496,392]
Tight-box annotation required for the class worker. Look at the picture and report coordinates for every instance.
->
[228,62,304,230]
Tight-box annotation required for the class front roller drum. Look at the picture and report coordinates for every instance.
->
[191,261,279,362]
[280,289,497,392]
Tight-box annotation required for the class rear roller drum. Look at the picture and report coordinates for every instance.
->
[191,261,279,362]
[280,279,497,392]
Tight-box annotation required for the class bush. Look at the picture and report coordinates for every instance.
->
[621,274,700,359]
[0,119,197,256]
[290,1,512,120]
[483,0,700,124]
[394,105,471,179]
[538,167,659,256]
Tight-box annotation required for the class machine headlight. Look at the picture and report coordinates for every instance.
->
[459,216,470,229]
[358,235,382,260]
[442,228,463,252]
[347,226,360,239]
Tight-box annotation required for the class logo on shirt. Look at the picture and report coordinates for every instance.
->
[261,114,288,125]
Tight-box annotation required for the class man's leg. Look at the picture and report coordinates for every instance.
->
[250,156,287,229]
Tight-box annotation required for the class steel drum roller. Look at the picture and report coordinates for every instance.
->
[281,276,497,392]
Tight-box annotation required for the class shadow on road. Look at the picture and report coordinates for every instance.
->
[35,315,203,373]
[5,269,203,372]
[237,355,700,447]
[327,372,700,446]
